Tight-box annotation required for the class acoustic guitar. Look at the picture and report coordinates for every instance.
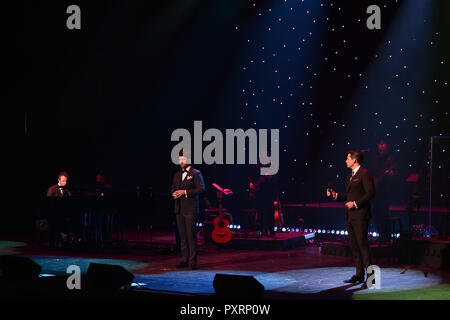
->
[274,199,284,227]
[211,189,232,243]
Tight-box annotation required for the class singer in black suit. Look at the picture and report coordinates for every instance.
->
[327,150,376,284]
[171,151,205,270]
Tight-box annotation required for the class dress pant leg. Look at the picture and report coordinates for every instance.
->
[184,214,197,266]
[175,214,188,263]
[346,216,364,278]
[351,215,372,276]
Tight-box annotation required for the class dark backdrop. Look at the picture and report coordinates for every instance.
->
[6,0,449,234]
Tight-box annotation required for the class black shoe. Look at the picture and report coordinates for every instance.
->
[176,262,189,268]
[191,265,198,270]
[343,275,364,284]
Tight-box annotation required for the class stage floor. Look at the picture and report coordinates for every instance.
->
[1,235,450,300]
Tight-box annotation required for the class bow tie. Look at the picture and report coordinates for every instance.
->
[182,169,188,173]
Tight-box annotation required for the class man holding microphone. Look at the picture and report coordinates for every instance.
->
[327,150,376,285]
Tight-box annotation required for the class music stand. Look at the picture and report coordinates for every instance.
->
[211,183,233,196]
[211,183,233,222]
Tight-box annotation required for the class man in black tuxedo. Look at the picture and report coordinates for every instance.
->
[171,151,205,270]
[327,150,375,284]
[47,171,71,198]
[47,171,72,248]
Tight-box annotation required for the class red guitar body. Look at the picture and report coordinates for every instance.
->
[211,216,232,243]
[211,191,232,243]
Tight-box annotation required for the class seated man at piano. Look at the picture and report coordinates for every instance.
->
[47,171,71,198]
[46,171,72,248]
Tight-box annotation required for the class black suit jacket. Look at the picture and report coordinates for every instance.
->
[337,167,376,219]
[47,184,71,198]
[171,167,205,215]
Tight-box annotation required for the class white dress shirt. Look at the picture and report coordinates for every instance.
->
[182,166,191,197]
[352,165,361,178]
[58,183,64,196]
[182,166,191,181]
[351,165,360,208]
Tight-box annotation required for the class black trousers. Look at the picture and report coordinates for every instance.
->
[175,213,197,266]
[346,212,372,278]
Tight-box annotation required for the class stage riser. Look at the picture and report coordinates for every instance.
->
[280,206,439,234]
[399,240,450,270]
[227,236,307,251]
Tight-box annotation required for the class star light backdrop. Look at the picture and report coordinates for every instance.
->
[10,0,449,233]
[228,0,449,203]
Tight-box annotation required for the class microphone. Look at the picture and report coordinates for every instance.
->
[326,183,334,199]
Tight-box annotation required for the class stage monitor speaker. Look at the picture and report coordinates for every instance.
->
[0,256,42,281]
[87,263,134,291]
[213,273,264,298]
